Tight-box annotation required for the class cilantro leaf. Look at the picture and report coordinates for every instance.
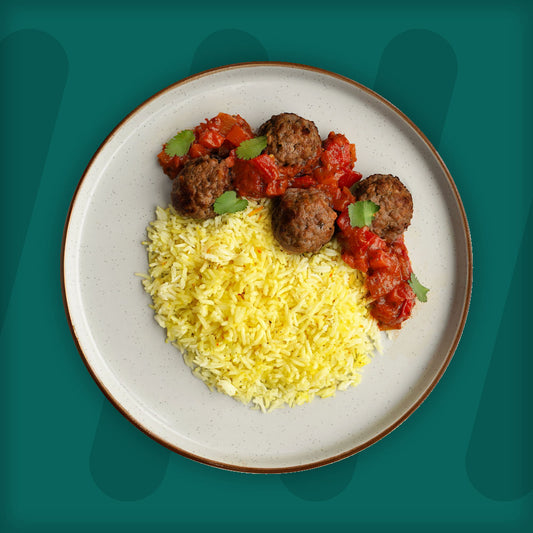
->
[235,136,267,160]
[348,200,380,228]
[213,191,248,215]
[408,273,429,302]
[164,130,195,157]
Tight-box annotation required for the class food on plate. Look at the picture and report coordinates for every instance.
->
[145,111,428,408]
[271,188,337,253]
[354,174,413,243]
[170,155,231,220]
[155,112,427,329]
[142,201,381,411]
[258,112,322,177]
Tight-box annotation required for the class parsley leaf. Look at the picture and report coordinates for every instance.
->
[408,273,429,302]
[348,200,380,228]
[213,191,248,215]
[164,130,195,157]
[235,136,267,160]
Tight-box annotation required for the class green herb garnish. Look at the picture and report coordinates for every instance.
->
[164,130,195,157]
[408,273,429,302]
[348,200,380,228]
[235,136,267,160]
[213,191,248,215]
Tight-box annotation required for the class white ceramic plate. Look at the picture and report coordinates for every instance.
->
[62,63,472,472]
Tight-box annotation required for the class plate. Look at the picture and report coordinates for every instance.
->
[62,62,472,472]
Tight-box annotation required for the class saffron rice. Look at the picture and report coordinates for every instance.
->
[141,199,380,411]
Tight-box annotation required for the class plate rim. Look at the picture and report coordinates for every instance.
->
[61,61,473,473]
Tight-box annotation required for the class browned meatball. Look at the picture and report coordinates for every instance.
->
[258,113,321,175]
[171,155,231,220]
[271,188,337,253]
[355,174,413,243]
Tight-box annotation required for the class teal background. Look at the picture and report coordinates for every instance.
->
[1,0,531,531]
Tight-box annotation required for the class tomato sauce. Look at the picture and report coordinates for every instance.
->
[336,210,416,330]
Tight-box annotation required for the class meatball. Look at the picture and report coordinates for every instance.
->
[271,188,337,253]
[258,113,321,175]
[355,174,413,243]
[171,155,231,220]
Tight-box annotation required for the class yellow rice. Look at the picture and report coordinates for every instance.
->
[141,199,381,411]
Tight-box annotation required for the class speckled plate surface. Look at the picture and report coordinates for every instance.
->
[62,62,472,472]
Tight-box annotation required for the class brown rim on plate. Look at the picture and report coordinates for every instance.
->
[61,61,473,473]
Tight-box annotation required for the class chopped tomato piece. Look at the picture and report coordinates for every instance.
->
[348,226,383,255]
[249,154,279,183]
[398,298,415,321]
[265,178,289,196]
[341,250,367,272]
[278,163,307,179]
[387,282,416,305]
[315,182,336,195]
[233,114,254,137]
[330,186,355,212]
[189,143,210,158]
[366,266,401,300]
[345,250,369,273]
[390,236,413,279]
[197,128,225,149]
[321,132,356,170]
[233,159,266,198]
[338,169,362,188]
[336,209,351,232]
[313,166,338,186]
[368,248,396,270]
[211,112,238,136]
[290,175,316,188]
[232,154,280,199]
[225,124,253,147]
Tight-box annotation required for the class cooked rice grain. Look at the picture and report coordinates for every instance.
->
[142,200,381,411]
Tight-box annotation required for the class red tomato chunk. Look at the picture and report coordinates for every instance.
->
[321,132,356,170]
[233,154,283,199]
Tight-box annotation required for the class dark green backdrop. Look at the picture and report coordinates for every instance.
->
[1,1,531,531]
